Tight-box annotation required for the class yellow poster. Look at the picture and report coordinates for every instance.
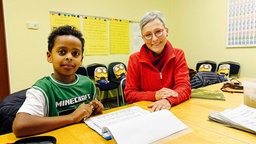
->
[50,12,133,55]
[109,19,130,54]
[50,12,81,31]
[83,16,109,55]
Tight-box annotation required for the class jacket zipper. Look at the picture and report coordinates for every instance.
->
[141,60,163,80]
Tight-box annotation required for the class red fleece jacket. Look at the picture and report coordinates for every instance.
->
[124,41,191,105]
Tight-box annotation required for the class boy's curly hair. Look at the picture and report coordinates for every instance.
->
[48,25,85,53]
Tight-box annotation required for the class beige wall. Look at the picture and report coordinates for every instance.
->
[172,0,256,78]
[3,0,174,92]
[3,0,256,93]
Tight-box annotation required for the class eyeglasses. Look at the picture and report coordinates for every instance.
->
[142,29,164,40]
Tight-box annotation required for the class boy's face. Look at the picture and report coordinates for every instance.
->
[47,35,83,83]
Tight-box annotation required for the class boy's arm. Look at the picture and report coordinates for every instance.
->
[12,103,93,138]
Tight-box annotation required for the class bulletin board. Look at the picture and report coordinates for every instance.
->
[226,0,256,47]
[50,11,143,55]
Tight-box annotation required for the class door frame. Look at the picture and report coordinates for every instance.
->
[0,0,10,100]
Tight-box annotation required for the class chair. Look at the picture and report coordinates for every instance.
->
[0,89,28,135]
[87,63,107,80]
[217,63,230,79]
[120,77,126,105]
[217,61,240,78]
[108,62,127,106]
[87,63,120,107]
[196,60,217,72]
[76,65,88,76]
[94,67,109,84]
[107,62,127,84]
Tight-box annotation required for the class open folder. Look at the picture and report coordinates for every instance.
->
[84,106,188,144]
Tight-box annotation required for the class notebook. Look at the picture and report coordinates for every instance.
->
[190,89,225,100]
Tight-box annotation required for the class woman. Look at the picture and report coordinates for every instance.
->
[124,11,191,112]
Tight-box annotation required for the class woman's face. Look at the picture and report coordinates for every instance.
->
[141,18,168,54]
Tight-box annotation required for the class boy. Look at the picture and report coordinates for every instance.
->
[13,25,104,137]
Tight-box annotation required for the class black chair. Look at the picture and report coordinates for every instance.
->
[108,62,127,105]
[196,60,217,72]
[120,77,126,105]
[0,89,28,135]
[107,62,127,84]
[87,63,107,80]
[76,65,88,76]
[217,61,240,78]
[87,63,120,107]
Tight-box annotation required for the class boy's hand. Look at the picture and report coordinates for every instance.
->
[89,99,104,115]
[71,104,93,123]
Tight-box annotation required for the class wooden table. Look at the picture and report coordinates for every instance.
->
[1,81,255,144]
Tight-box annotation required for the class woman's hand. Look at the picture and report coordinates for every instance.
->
[155,88,178,100]
[148,98,171,112]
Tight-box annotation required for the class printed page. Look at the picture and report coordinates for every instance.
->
[105,109,188,144]
[209,104,256,134]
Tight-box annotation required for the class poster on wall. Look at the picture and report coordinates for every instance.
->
[226,0,256,47]
[50,12,81,31]
[109,19,130,54]
[83,16,109,55]
[50,11,141,55]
